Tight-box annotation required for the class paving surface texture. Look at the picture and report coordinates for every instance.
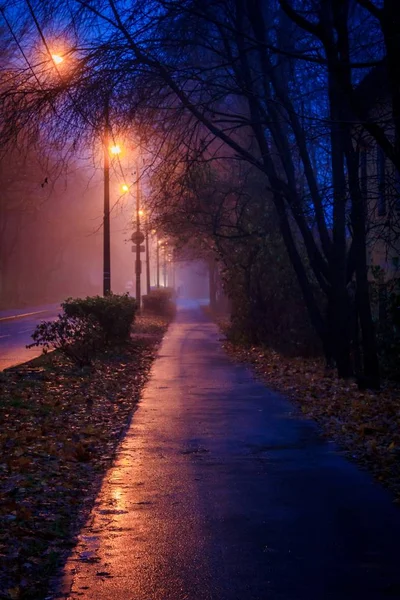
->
[56,302,400,600]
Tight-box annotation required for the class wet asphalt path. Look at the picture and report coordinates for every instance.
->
[0,304,60,370]
[57,302,400,600]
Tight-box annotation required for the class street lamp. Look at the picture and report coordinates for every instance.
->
[51,54,63,65]
[44,52,116,297]
[129,159,144,309]
[140,210,151,295]
[110,144,121,155]
[156,239,161,288]
[103,103,121,296]
[163,243,167,287]
[134,161,142,308]
[124,172,148,307]
[103,110,111,296]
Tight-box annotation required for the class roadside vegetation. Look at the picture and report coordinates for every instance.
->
[0,296,173,600]
[216,312,400,503]
[142,287,177,317]
[1,0,400,390]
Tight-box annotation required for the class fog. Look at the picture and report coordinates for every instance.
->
[0,151,213,310]
[0,153,145,309]
[175,261,209,303]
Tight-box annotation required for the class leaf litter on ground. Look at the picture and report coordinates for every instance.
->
[222,333,400,503]
[0,313,171,600]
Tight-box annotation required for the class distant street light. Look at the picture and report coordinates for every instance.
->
[121,183,129,193]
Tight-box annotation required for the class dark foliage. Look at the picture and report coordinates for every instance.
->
[27,314,103,367]
[375,283,400,380]
[221,239,321,357]
[62,293,137,345]
[28,294,138,367]
[142,287,176,316]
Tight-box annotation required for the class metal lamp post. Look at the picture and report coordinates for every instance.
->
[163,244,167,287]
[103,102,122,296]
[145,218,151,294]
[103,103,111,296]
[128,159,148,309]
[136,165,140,307]
[135,159,142,309]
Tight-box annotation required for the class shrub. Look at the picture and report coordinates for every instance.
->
[27,314,102,367]
[376,286,400,380]
[370,271,400,380]
[222,238,321,356]
[142,287,176,315]
[62,293,137,344]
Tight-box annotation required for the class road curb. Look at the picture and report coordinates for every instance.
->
[0,307,61,323]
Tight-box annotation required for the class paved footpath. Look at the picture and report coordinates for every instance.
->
[56,302,400,600]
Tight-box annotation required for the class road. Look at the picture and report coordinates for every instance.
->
[0,304,61,370]
[54,301,400,600]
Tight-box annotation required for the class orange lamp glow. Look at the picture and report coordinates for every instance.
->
[110,145,121,155]
[51,54,64,65]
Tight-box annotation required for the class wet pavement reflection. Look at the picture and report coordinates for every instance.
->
[55,302,400,600]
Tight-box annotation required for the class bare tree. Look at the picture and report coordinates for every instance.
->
[2,0,395,385]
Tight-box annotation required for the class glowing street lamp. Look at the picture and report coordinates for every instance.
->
[51,54,64,65]
[46,52,116,297]
[121,183,129,193]
[110,144,121,155]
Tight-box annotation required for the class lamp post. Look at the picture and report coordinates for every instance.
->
[172,253,176,290]
[163,244,167,287]
[102,99,122,296]
[103,103,111,296]
[145,217,151,294]
[44,54,116,297]
[156,238,160,288]
[135,159,141,309]
[47,56,115,297]
[124,160,146,308]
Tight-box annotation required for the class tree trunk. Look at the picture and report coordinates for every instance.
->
[328,73,353,377]
[346,146,381,387]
